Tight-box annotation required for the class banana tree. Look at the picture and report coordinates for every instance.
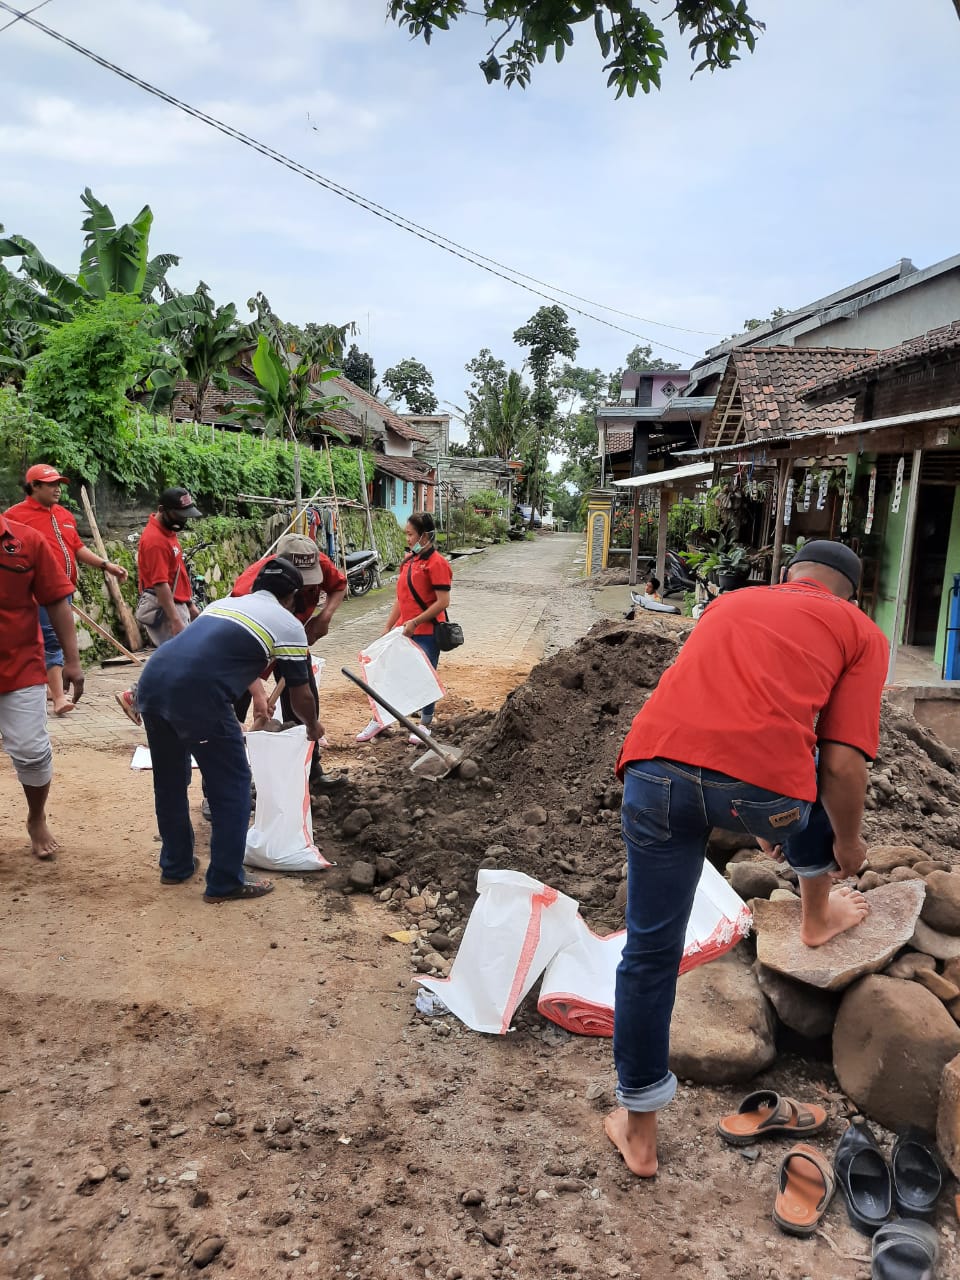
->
[148,281,256,418]
[0,188,178,313]
[227,333,350,509]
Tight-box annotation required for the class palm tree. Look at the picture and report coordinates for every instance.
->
[476,368,534,462]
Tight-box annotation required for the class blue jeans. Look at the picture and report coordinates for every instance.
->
[615,758,835,1113]
[142,711,252,896]
[38,594,72,668]
[411,631,440,722]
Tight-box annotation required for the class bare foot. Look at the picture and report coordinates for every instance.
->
[27,816,60,860]
[603,1107,658,1177]
[800,883,869,947]
[53,698,75,716]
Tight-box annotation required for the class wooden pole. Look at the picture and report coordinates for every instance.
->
[71,603,143,664]
[356,449,381,587]
[79,486,142,652]
[886,447,924,685]
[656,488,676,588]
[769,458,795,585]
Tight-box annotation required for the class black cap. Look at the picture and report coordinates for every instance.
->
[159,487,201,518]
[787,539,862,592]
[253,556,304,598]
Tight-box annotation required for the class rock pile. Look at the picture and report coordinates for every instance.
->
[317,614,960,1172]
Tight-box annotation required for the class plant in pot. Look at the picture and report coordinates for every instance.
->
[715,543,752,592]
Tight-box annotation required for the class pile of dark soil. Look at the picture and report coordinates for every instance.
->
[316,615,960,928]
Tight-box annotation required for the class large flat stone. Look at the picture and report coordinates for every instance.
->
[754,881,926,991]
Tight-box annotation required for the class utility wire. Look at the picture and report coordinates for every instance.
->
[0,3,704,356]
[0,0,53,36]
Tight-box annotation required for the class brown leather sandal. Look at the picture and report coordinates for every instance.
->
[203,877,274,904]
[717,1089,828,1146]
[773,1143,835,1236]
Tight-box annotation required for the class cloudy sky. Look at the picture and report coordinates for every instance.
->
[3,0,959,437]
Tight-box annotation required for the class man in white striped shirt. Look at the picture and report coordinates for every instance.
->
[137,558,322,903]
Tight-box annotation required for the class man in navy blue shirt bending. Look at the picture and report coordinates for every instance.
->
[137,558,322,904]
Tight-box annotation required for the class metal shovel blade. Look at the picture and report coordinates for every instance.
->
[409,741,464,779]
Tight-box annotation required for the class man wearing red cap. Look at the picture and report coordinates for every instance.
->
[0,508,83,858]
[5,465,127,715]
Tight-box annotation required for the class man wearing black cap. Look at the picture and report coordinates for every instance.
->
[137,557,322,904]
[116,487,202,724]
[606,540,889,1180]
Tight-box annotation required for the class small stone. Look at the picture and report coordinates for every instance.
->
[113,1165,132,1181]
[728,862,780,901]
[274,1115,294,1134]
[911,919,960,961]
[769,888,799,902]
[19,1195,31,1209]
[866,845,924,873]
[406,896,426,916]
[555,1178,584,1193]
[890,866,922,882]
[885,951,937,979]
[544,1161,569,1177]
[739,1145,761,1162]
[521,806,547,827]
[348,860,376,892]
[138,1095,152,1106]
[534,1189,553,1203]
[922,871,960,936]
[460,1189,484,1206]
[914,969,960,1002]
[168,1125,188,1138]
[341,808,373,837]
[457,759,480,781]
[191,1237,225,1269]
[481,1222,504,1246]
[375,855,400,881]
[179,1170,199,1183]
[213,1112,233,1127]
[87,1165,109,1183]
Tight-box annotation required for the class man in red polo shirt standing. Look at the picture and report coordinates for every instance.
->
[116,487,201,724]
[604,541,888,1181]
[0,511,83,859]
[5,463,128,716]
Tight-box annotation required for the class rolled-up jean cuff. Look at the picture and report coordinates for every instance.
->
[615,1070,677,1112]
[792,859,839,879]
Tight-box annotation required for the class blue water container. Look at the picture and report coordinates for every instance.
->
[945,573,960,680]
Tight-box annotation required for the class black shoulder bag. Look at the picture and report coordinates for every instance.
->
[406,556,464,652]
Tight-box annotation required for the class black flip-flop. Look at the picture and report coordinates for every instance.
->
[871,1220,939,1280]
[834,1117,893,1236]
[891,1130,943,1220]
[203,877,274,904]
[161,858,199,885]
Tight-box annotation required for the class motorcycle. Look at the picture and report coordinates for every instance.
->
[663,548,697,599]
[345,547,378,596]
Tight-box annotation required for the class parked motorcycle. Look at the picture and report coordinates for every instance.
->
[663,548,697,598]
[345,547,379,596]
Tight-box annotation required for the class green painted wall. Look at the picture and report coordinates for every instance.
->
[933,488,960,669]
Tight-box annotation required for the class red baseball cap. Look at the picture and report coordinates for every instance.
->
[26,463,70,484]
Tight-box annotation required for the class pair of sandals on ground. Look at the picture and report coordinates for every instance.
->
[718,1089,944,1278]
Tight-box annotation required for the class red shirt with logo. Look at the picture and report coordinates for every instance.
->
[4,496,85,586]
[231,553,347,623]
[138,514,192,603]
[0,514,75,693]
[617,579,889,802]
[396,548,452,636]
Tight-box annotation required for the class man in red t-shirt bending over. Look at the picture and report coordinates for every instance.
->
[606,541,888,1180]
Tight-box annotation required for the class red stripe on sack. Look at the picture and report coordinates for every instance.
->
[499,885,559,1035]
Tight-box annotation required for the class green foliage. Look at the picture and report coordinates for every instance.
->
[382,356,438,414]
[387,2,764,97]
[463,347,509,449]
[340,343,378,391]
[25,296,161,481]
[148,281,255,419]
[474,368,532,461]
[514,306,578,516]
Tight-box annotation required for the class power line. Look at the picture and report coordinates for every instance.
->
[0,0,53,36]
[0,3,705,357]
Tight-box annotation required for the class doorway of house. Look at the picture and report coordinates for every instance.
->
[906,484,955,646]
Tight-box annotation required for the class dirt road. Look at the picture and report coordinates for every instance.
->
[0,537,897,1279]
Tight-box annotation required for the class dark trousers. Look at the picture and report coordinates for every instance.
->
[411,632,441,721]
[614,758,835,1113]
[143,711,252,897]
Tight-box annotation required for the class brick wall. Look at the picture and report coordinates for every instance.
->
[870,357,960,418]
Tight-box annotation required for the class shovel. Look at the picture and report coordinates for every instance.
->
[341,666,464,779]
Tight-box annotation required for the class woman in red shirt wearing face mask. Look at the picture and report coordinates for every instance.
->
[356,512,452,744]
